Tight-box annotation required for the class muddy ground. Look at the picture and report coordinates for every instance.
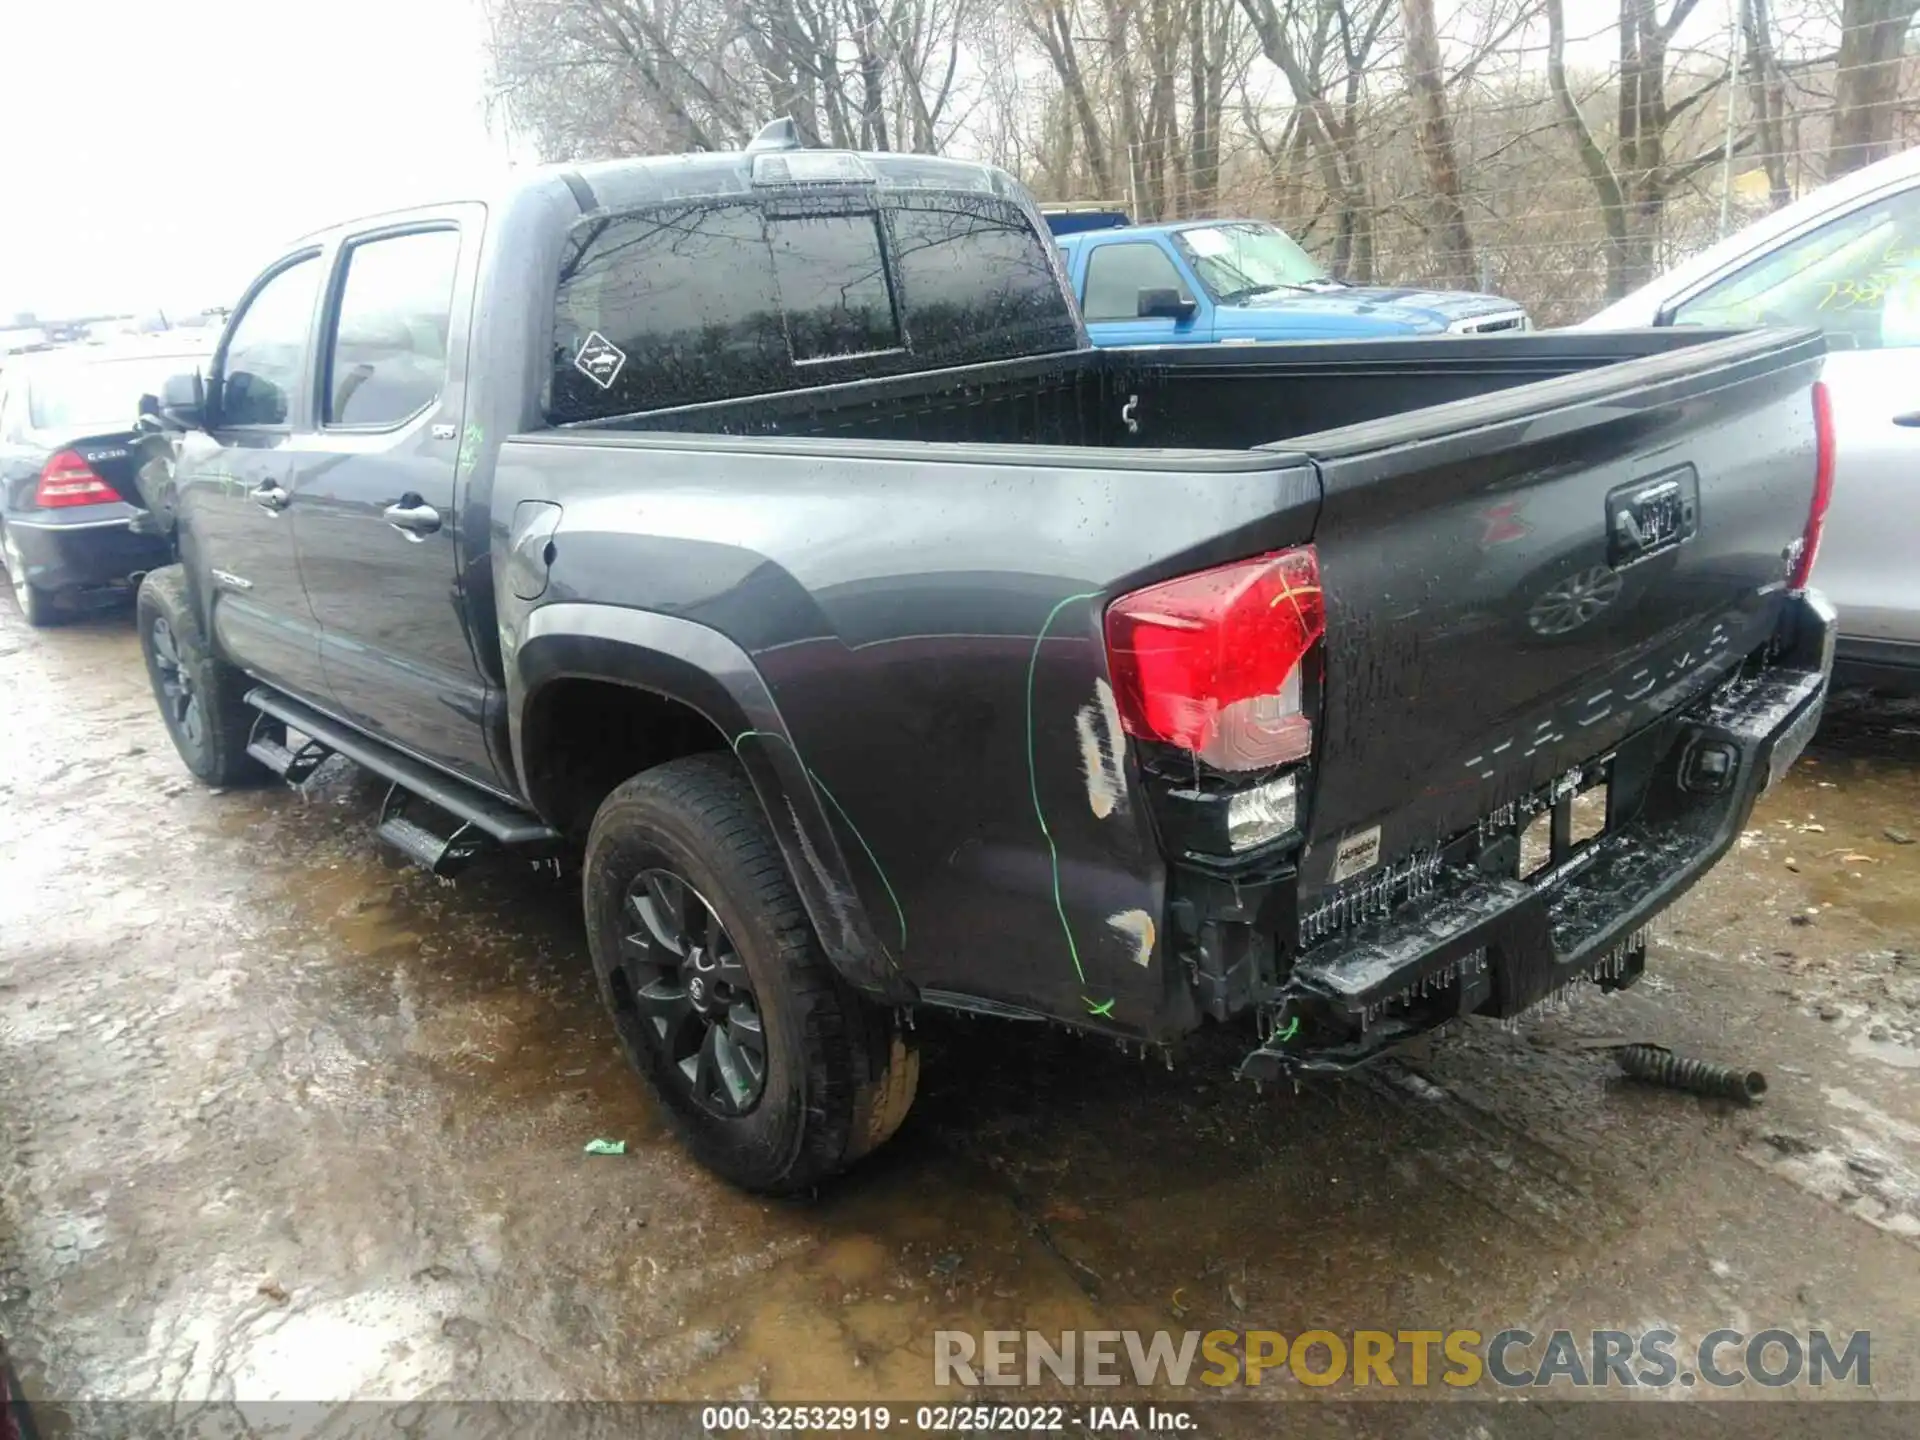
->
[3,597,1919,1435]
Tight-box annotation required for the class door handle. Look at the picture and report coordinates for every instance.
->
[383,497,442,540]
[252,482,291,512]
[1893,411,1920,428]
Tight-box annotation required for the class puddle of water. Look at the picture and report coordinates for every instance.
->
[1850,1032,1920,1069]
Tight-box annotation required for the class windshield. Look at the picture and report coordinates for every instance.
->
[27,356,196,434]
[1173,223,1329,301]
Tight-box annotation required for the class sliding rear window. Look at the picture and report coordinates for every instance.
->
[549,193,1075,424]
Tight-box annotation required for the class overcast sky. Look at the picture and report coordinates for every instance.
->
[0,0,514,321]
[1,0,1744,324]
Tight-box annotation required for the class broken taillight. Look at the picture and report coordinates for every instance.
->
[1789,381,1835,591]
[1104,547,1325,772]
[35,450,119,508]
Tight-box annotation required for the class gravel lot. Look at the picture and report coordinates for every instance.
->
[3,597,1918,1433]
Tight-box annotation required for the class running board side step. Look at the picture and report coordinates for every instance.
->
[243,687,561,876]
[246,711,336,785]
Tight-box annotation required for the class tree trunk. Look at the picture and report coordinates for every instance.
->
[1829,0,1920,177]
[1028,0,1116,196]
[1401,0,1476,289]
[1236,0,1375,279]
[1546,0,1631,298]
[1744,0,1792,208]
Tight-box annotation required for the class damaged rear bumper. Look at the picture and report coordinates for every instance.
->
[1237,592,1835,1082]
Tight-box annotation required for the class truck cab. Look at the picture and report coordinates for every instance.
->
[1055,220,1529,345]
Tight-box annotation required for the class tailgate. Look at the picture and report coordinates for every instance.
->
[1292,326,1826,902]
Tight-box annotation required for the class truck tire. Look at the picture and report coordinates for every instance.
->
[584,754,919,1192]
[2,524,55,628]
[136,566,270,788]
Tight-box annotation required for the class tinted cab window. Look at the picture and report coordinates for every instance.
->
[769,214,900,362]
[889,199,1078,364]
[550,194,1076,423]
[220,255,322,427]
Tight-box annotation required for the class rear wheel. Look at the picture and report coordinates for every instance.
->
[584,754,918,1192]
[1,525,55,628]
[137,566,269,787]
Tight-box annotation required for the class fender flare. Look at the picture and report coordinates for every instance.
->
[510,602,913,1004]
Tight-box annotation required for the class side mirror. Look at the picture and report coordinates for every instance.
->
[154,370,207,431]
[1138,287,1198,322]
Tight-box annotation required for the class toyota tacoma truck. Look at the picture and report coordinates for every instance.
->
[125,122,1836,1193]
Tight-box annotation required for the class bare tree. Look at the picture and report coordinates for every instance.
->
[1829,0,1920,176]
[1401,0,1475,288]
[1023,0,1120,195]
[1741,0,1793,208]
[1238,0,1396,279]
[1545,0,1631,297]
[488,0,977,160]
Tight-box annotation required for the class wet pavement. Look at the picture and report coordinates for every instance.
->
[3,598,1920,1428]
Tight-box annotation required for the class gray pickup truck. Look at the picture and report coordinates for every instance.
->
[129,125,1836,1192]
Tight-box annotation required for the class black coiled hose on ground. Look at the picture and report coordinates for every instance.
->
[1615,1045,1768,1103]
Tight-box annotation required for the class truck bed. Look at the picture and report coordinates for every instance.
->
[501,323,1829,1063]
[560,328,1744,452]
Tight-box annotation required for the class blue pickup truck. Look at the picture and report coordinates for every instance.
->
[1054,220,1530,345]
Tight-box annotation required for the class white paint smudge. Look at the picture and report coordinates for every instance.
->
[1075,678,1128,819]
[1108,908,1156,967]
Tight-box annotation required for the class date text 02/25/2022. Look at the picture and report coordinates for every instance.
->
[700,1404,1195,1431]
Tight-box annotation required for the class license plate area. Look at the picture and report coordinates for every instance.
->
[1513,765,1612,887]
[1607,466,1699,568]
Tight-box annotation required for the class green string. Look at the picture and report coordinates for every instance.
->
[732,729,907,953]
[1024,591,1114,1018]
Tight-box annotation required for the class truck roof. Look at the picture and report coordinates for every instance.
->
[296,147,1031,244]
[1058,219,1258,248]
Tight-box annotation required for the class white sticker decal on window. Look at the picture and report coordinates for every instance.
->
[1329,825,1382,883]
[573,331,627,391]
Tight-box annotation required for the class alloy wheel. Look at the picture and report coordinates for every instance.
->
[149,616,207,754]
[612,866,767,1116]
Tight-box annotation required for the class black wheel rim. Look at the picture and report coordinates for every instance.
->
[610,867,766,1116]
[149,616,207,754]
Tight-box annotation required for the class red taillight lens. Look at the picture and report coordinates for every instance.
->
[1104,547,1325,772]
[1790,380,1835,591]
[35,450,119,508]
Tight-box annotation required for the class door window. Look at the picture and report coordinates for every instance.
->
[1672,184,1920,350]
[1082,243,1192,322]
[324,229,462,426]
[220,255,321,427]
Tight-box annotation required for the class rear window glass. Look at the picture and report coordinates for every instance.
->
[888,200,1081,365]
[769,214,900,362]
[550,193,1076,423]
[28,356,196,433]
[550,204,786,421]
